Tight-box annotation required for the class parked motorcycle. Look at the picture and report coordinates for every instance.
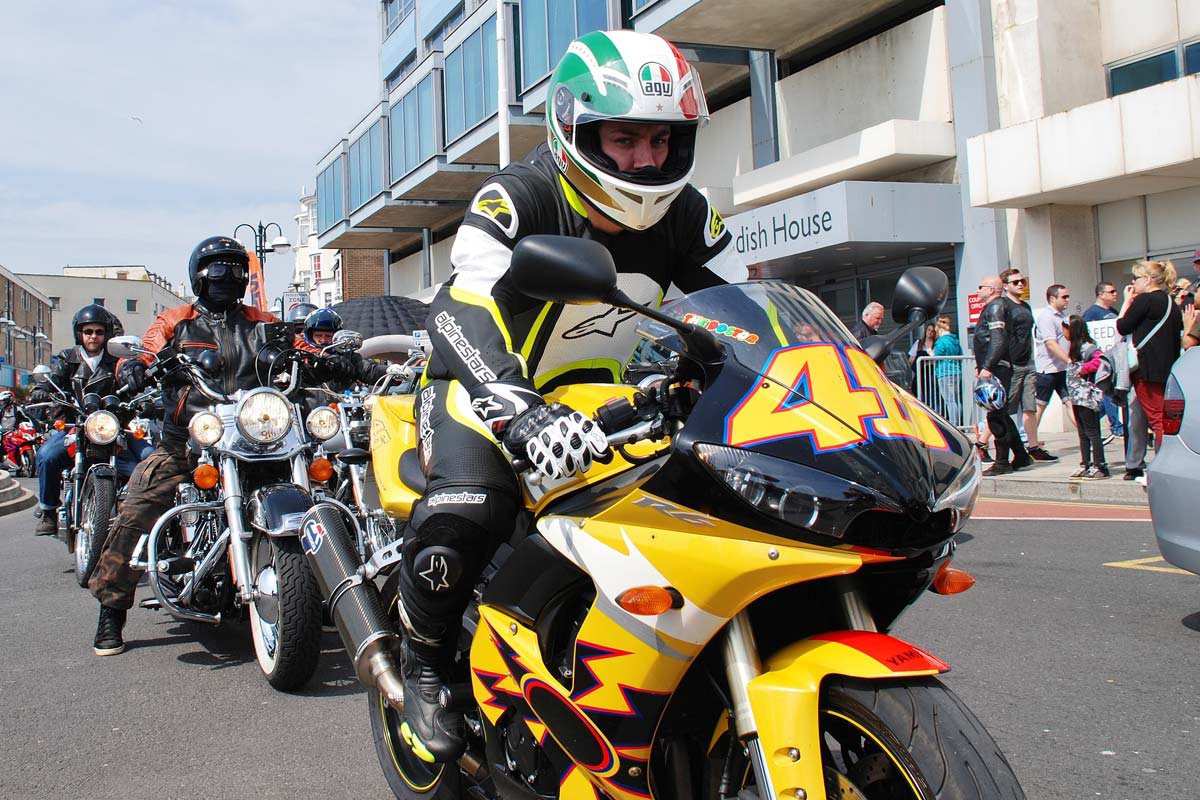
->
[301,237,1024,800]
[4,419,44,478]
[110,328,348,690]
[29,367,156,586]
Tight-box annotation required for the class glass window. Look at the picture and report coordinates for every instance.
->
[386,55,417,93]
[521,0,548,87]
[576,0,606,43]
[482,16,498,116]
[1186,42,1200,76]
[317,158,345,233]
[444,48,465,140]
[417,75,434,161]
[126,299,137,313]
[1109,50,1179,96]
[404,91,419,171]
[547,0,573,77]
[463,29,484,128]
[389,101,406,182]
[49,297,59,310]
[93,298,105,307]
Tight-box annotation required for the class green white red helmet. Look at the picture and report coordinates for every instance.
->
[545,30,709,231]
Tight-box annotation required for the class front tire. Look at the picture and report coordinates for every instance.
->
[368,573,461,799]
[74,476,115,587]
[248,533,322,690]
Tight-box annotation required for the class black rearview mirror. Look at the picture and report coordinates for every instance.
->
[511,236,618,305]
[891,266,949,324]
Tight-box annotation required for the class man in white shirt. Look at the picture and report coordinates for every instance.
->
[1031,284,1071,457]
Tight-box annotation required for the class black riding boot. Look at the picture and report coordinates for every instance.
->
[399,637,466,764]
[93,606,127,656]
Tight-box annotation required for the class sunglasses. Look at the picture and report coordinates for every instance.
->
[1006,278,1027,285]
[1059,295,1071,300]
[80,328,107,336]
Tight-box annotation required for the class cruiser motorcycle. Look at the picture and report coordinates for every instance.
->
[301,237,1024,800]
[110,328,347,690]
[30,366,156,586]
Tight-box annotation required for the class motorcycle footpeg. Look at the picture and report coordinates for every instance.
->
[138,597,162,610]
[155,556,196,576]
[437,682,474,712]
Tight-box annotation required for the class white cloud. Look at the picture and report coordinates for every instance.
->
[0,1,379,302]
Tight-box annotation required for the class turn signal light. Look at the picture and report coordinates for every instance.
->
[931,563,975,595]
[131,427,147,439]
[309,457,334,483]
[193,464,219,490]
[54,420,66,431]
[617,586,683,616]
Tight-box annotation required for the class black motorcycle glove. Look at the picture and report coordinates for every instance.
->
[502,403,608,480]
[118,360,148,394]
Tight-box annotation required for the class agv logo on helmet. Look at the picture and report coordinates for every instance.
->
[639,62,673,97]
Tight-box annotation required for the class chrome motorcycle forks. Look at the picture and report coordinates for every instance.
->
[721,576,875,800]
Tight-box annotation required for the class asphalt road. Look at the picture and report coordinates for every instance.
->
[1,483,1195,800]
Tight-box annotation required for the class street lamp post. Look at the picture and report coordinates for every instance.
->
[233,221,291,268]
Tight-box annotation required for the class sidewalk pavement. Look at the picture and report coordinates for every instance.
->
[977,429,1149,505]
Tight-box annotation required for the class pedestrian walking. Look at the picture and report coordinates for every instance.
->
[973,274,1032,476]
[933,316,963,426]
[1116,260,1184,478]
[998,269,1042,458]
[1063,315,1109,479]
[1031,284,1071,461]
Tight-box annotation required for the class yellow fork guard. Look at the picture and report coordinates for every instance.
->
[745,630,949,800]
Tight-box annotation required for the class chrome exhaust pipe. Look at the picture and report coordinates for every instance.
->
[300,504,403,705]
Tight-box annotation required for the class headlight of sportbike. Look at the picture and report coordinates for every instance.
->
[84,411,119,445]
[694,443,886,539]
[237,389,292,444]
[305,406,340,441]
[189,412,224,447]
[932,456,982,533]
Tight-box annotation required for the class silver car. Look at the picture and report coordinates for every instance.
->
[1150,346,1200,573]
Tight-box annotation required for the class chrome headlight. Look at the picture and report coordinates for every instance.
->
[236,389,292,444]
[932,457,982,533]
[189,412,224,447]
[84,411,119,445]
[694,443,884,539]
[305,406,341,441]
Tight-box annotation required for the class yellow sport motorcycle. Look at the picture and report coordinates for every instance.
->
[300,236,1025,800]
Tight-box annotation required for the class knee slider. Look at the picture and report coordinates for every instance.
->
[410,546,463,594]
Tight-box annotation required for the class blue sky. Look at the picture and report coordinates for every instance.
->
[0,2,379,302]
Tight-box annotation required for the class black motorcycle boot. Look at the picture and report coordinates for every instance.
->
[399,640,466,764]
[93,606,127,656]
[34,508,58,536]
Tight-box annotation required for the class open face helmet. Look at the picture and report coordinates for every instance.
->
[974,376,1007,411]
[303,308,342,347]
[72,304,115,346]
[545,30,708,231]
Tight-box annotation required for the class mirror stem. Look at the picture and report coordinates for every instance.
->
[606,289,724,366]
[863,309,929,365]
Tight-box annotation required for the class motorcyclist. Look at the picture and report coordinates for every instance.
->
[302,308,389,387]
[30,305,151,535]
[87,235,282,657]
[396,30,745,763]
[286,302,319,337]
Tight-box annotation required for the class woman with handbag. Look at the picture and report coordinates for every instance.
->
[1116,260,1184,454]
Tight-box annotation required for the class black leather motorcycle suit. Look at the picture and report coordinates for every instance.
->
[31,347,119,421]
[401,143,746,663]
[971,297,1028,466]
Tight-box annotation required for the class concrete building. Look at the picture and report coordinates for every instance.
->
[23,266,187,352]
[0,265,54,388]
[290,193,344,308]
[310,0,1199,350]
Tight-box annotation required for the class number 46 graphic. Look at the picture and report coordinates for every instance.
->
[724,343,949,452]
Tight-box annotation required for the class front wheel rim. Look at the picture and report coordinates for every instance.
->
[821,708,925,799]
[75,491,94,573]
[250,537,281,668]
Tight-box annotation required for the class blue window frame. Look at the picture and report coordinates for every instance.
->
[444,16,500,143]
[1186,42,1200,76]
[385,0,414,35]
[520,0,608,91]
[1109,50,1179,97]
[389,74,437,182]
[630,0,659,13]
[348,120,383,211]
[316,158,345,234]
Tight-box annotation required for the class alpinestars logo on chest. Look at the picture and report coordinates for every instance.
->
[563,307,638,339]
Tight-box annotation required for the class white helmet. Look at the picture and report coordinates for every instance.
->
[545,30,709,231]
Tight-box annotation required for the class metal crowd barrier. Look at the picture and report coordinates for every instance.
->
[912,354,977,432]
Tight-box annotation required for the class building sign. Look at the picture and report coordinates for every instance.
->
[727,184,847,263]
[282,292,309,317]
[967,292,986,326]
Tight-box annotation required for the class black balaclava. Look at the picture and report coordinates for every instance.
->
[197,259,248,312]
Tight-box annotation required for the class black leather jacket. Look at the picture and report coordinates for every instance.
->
[31,347,119,421]
[135,302,281,445]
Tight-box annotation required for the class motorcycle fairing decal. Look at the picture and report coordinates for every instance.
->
[809,630,950,673]
[724,342,950,453]
[539,516,721,653]
[472,614,669,799]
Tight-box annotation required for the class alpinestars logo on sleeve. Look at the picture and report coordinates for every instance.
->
[471,182,519,238]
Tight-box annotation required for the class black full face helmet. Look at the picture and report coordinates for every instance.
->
[188,236,251,306]
[286,302,319,335]
[73,304,115,346]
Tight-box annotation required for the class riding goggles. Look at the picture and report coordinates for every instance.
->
[199,259,249,282]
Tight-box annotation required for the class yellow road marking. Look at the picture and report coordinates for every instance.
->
[1104,556,1193,576]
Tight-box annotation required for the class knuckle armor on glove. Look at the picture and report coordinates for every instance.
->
[504,403,607,480]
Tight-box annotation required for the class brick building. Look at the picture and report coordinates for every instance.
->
[0,264,54,388]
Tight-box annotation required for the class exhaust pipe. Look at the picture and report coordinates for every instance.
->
[300,504,405,708]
